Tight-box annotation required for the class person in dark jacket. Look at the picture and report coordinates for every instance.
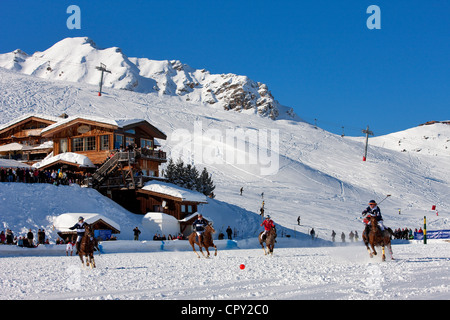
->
[226,226,233,240]
[192,214,208,246]
[69,216,87,254]
[27,229,34,247]
[133,227,141,241]
[310,228,316,240]
[362,200,385,240]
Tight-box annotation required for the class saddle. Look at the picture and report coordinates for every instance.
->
[195,234,205,246]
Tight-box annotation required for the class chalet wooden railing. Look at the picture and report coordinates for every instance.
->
[91,151,136,189]
[139,148,166,161]
[90,149,164,189]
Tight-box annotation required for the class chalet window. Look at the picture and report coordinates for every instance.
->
[100,135,110,151]
[72,136,96,152]
[141,138,153,149]
[125,137,135,147]
[72,138,84,152]
[181,205,193,214]
[86,136,96,151]
[60,138,68,153]
[125,129,135,134]
[114,134,124,149]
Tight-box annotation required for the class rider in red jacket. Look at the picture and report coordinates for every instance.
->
[261,215,275,240]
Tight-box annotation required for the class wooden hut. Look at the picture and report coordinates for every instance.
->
[53,213,121,242]
[136,181,208,220]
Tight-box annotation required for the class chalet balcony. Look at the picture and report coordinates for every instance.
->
[137,148,167,162]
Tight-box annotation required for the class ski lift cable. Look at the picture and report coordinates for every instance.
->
[29,55,113,71]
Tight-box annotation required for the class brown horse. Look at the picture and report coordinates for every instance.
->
[362,216,394,261]
[259,227,277,256]
[78,224,97,268]
[189,224,217,258]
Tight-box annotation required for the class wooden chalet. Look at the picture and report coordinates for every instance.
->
[39,115,167,190]
[136,181,209,236]
[0,113,169,192]
[0,114,60,163]
[136,180,208,218]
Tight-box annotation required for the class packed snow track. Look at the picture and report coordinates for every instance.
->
[1,241,448,300]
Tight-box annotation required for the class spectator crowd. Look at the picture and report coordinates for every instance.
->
[0,167,90,186]
[0,228,53,247]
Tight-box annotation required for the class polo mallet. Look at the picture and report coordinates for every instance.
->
[378,194,391,205]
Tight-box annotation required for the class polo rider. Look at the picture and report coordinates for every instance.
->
[260,215,275,241]
[192,213,208,246]
[362,200,386,239]
[69,216,87,254]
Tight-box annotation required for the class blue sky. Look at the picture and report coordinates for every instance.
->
[0,0,448,136]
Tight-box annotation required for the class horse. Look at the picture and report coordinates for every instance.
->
[362,216,394,261]
[188,224,217,258]
[78,224,97,268]
[259,227,277,256]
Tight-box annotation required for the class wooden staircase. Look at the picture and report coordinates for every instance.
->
[91,151,138,190]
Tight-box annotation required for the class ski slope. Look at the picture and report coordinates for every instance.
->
[0,66,449,239]
[0,56,449,301]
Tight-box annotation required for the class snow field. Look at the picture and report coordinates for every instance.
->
[0,241,448,300]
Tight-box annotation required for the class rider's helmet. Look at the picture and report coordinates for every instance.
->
[266,215,271,219]
[368,200,377,205]
[78,216,84,221]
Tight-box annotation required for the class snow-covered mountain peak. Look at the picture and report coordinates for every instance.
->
[0,37,296,120]
[368,121,450,157]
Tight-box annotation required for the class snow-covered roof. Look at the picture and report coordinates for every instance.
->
[0,142,32,152]
[141,181,207,203]
[178,212,213,223]
[30,140,53,150]
[0,159,32,169]
[143,212,179,222]
[32,152,96,169]
[41,115,118,133]
[141,212,180,235]
[39,115,165,137]
[53,213,120,233]
[0,113,61,132]
[1,113,166,141]
[115,119,146,128]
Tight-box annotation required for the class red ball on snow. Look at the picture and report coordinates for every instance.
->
[239,264,245,270]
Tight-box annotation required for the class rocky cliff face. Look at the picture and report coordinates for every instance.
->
[0,37,296,120]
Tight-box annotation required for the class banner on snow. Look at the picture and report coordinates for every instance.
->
[94,229,112,241]
[414,230,450,240]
